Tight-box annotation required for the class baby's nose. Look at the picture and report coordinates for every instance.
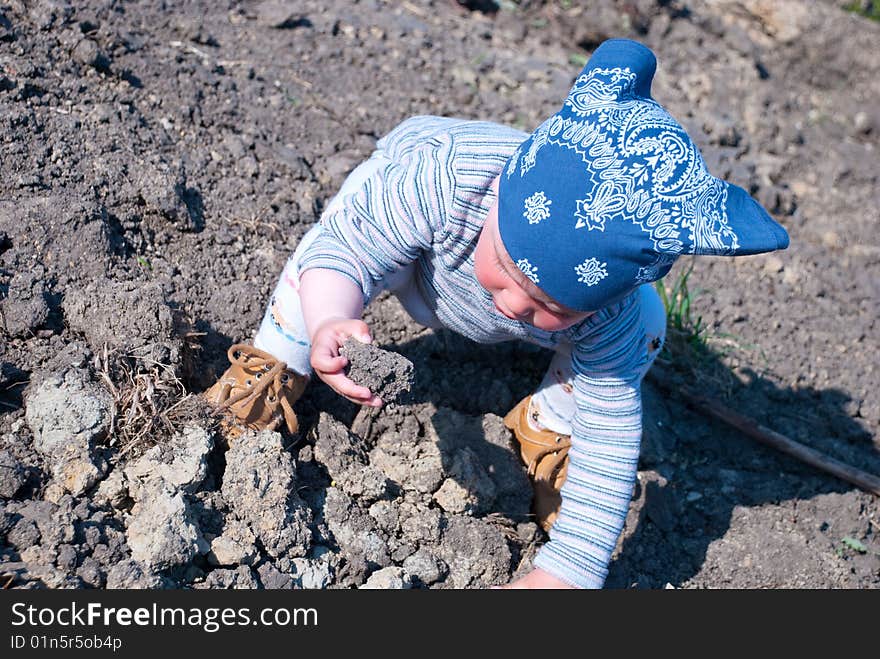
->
[504,290,534,318]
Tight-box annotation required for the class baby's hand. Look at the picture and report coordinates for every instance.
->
[309,317,383,407]
[495,567,575,589]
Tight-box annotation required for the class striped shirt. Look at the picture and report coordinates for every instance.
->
[298,116,648,588]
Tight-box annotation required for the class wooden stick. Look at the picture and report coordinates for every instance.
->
[646,369,880,497]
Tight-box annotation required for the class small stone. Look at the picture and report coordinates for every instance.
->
[72,39,109,69]
[290,557,333,589]
[821,231,842,248]
[0,450,26,499]
[360,566,412,589]
[853,111,875,136]
[763,255,784,274]
[254,1,310,29]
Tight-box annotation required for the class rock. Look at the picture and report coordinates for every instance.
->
[7,499,76,550]
[360,566,412,589]
[289,557,333,589]
[367,500,400,534]
[763,255,785,274]
[24,368,112,496]
[403,548,445,586]
[341,338,414,403]
[71,38,109,69]
[370,432,444,494]
[133,159,193,229]
[852,110,876,136]
[399,502,442,544]
[0,269,49,337]
[124,424,214,498]
[105,559,164,589]
[194,565,259,589]
[7,517,40,549]
[95,469,129,510]
[221,429,312,559]
[256,562,295,589]
[76,556,105,588]
[255,1,310,29]
[312,413,388,504]
[207,519,258,566]
[62,279,182,368]
[0,450,26,498]
[427,409,531,519]
[321,487,390,571]
[432,446,496,514]
[435,516,511,588]
[126,481,206,570]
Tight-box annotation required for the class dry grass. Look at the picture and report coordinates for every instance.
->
[93,326,219,462]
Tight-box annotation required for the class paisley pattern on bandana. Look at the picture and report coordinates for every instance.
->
[498,39,788,312]
[523,65,739,280]
[574,258,608,286]
[516,258,540,284]
[523,191,552,224]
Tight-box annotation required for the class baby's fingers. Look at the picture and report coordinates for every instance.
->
[310,350,347,374]
[321,371,382,407]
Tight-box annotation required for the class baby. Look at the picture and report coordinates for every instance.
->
[205,39,789,589]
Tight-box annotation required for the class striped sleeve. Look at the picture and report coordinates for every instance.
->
[534,291,648,588]
[297,134,453,304]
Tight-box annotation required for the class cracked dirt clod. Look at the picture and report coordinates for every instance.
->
[126,479,206,570]
[221,429,312,560]
[360,566,412,589]
[0,450,26,499]
[312,412,388,504]
[24,368,112,497]
[123,423,214,499]
[0,269,49,338]
[340,338,414,403]
[62,279,182,368]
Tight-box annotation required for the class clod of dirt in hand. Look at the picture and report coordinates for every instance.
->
[340,338,414,404]
[221,429,312,559]
[0,269,50,338]
[24,368,112,497]
[312,412,389,504]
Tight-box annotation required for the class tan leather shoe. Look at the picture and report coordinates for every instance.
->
[503,395,571,532]
[203,343,308,435]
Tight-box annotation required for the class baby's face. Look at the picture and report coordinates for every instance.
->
[474,177,594,332]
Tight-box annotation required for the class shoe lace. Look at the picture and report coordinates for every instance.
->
[217,344,294,424]
[526,436,572,481]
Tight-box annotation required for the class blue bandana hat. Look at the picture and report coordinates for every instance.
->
[498,38,790,312]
